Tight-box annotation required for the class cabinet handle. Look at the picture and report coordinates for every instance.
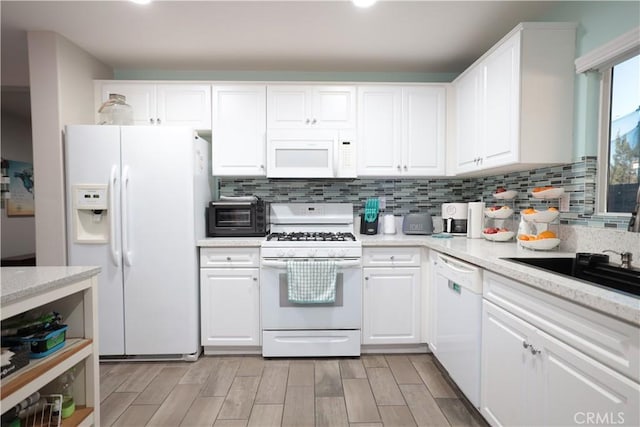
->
[311,118,317,124]
[390,255,395,261]
[365,277,369,280]
[522,340,530,349]
[253,277,258,281]
[403,165,408,171]
[530,346,541,355]
[260,164,264,169]
[226,256,231,261]
[157,118,161,124]
[397,165,401,171]
[306,118,311,124]
[150,118,155,124]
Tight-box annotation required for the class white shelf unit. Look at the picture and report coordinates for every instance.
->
[1,275,99,426]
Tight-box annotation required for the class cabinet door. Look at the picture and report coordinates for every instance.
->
[100,83,156,125]
[267,85,311,128]
[403,86,446,176]
[212,85,267,176]
[454,68,482,173]
[482,32,520,169]
[357,86,402,176]
[156,84,212,129]
[200,268,260,346]
[362,267,421,344]
[481,300,535,427]
[312,86,356,129]
[537,329,640,427]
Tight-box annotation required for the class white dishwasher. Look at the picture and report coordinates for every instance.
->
[430,251,483,408]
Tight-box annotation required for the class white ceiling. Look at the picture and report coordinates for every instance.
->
[1,0,559,87]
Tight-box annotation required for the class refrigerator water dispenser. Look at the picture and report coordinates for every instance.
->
[72,184,109,243]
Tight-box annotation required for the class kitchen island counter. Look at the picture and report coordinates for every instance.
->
[359,234,640,326]
[1,266,101,306]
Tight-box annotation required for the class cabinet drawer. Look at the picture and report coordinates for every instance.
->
[200,248,260,268]
[363,247,421,267]
[484,271,639,382]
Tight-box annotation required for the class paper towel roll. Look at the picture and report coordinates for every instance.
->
[383,214,396,234]
[467,202,485,238]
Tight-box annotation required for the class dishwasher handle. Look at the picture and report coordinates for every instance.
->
[434,252,483,294]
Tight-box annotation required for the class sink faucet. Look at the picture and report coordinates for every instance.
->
[603,250,633,269]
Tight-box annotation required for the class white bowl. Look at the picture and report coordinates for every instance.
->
[493,190,518,200]
[482,231,514,242]
[521,209,560,223]
[531,187,565,199]
[519,238,561,250]
[485,207,514,219]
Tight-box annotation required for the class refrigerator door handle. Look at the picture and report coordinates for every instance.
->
[122,165,133,266]
[109,165,120,266]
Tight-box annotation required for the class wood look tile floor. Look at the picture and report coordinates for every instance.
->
[100,354,487,427]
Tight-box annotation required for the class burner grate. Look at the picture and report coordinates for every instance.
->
[266,232,356,242]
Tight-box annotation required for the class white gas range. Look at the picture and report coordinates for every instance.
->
[260,203,362,357]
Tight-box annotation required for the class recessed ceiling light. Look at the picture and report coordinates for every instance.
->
[130,0,152,5]
[353,0,377,8]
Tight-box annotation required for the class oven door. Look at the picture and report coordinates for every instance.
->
[260,258,362,329]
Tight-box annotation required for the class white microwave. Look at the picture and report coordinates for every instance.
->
[266,129,357,178]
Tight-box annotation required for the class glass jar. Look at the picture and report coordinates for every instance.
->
[98,93,134,125]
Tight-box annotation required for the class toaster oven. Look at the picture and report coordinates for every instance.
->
[206,199,270,237]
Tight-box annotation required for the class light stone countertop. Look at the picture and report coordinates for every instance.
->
[359,233,640,326]
[1,266,101,307]
[195,233,639,326]
[197,237,264,247]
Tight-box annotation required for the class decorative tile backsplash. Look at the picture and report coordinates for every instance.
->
[218,156,631,230]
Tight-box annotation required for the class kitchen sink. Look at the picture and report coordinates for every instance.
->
[504,253,640,297]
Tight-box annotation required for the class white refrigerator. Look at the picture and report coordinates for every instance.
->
[65,125,210,359]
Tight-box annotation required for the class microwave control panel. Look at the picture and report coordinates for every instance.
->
[337,131,357,178]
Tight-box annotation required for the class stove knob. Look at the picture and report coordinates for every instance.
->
[287,250,296,258]
[328,250,336,257]
[277,250,285,257]
[308,249,318,257]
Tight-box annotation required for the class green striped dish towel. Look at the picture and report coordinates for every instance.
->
[287,260,338,304]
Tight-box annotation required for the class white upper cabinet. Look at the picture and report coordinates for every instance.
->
[96,81,212,129]
[267,85,356,129]
[212,84,267,176]
[358,85,446,177]
[453,23,576,176]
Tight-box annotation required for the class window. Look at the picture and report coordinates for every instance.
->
[580,27,640,217]
[604,55,639,213]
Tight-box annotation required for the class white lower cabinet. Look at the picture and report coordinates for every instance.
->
[481,272,640,427]
[362,247,421,345]
[200,248,260,350]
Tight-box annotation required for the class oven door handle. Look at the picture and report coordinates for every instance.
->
[261,259,361,268]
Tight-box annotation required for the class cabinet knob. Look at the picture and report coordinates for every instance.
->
[260,164,264,169]
[365,276,369,280]
[150,118,155,124]
[226,256,231,261]
[311,118,317,124]
[390,255,395,260]
[305,118,311,124]
[403,165,408,171]
[397,165,401,171]
[253,277,258,281]
[530,346,541,355]
[522,340,530,349]
[157,118,161,124]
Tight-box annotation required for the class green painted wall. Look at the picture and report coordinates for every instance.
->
[542,1,640,160]
[113,69,457,83]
